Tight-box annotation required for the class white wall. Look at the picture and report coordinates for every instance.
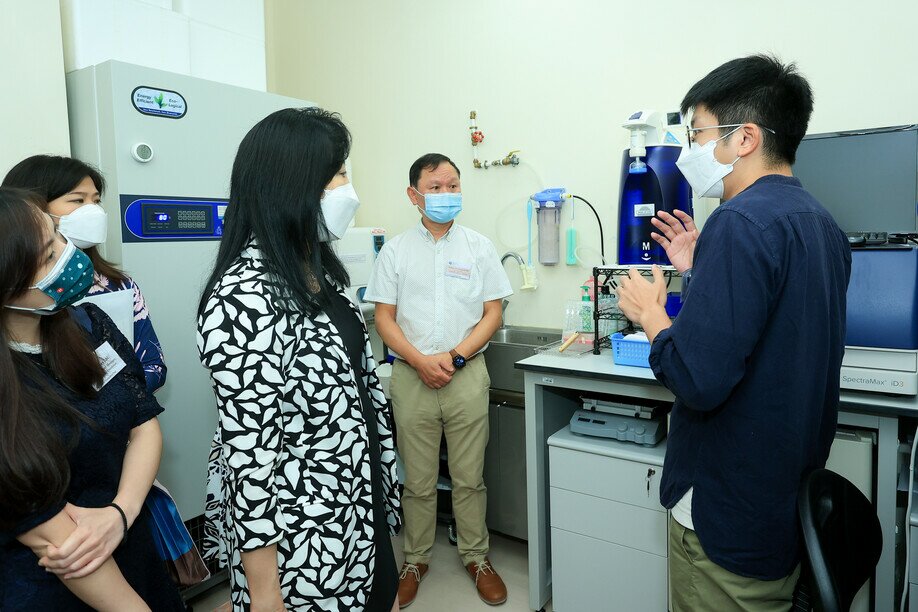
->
[0,0,71,173]
[60,0,266,90]
[265,0,918,329]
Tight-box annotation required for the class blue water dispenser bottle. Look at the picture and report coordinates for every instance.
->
[617,110,693,265]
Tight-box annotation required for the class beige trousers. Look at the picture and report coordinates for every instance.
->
[390,357,491,566]
[669,516,801,612]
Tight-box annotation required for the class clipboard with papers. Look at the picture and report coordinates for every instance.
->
[77,289,135,347]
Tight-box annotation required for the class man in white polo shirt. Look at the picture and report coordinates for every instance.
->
[365,153,512,608]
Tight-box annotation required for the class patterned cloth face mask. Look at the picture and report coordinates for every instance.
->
[5,236,96,316]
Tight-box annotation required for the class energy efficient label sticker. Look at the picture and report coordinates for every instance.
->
[132,86,187,119]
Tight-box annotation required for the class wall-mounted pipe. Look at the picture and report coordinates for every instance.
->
[469,110,520,169]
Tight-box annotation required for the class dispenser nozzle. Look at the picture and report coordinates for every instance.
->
[629,158,647,174]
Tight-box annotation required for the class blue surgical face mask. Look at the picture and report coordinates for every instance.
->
[5,237,96,316]
[413,188,462,223]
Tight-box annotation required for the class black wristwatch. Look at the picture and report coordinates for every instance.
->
[450,349,467,369]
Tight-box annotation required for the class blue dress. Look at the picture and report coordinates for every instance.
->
[0,304,184,610]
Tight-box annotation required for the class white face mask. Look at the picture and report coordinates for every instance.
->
[320,183,360,241]
[52,204,108,249]
[675,126,742,199]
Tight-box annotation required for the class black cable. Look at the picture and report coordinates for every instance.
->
[571,194,606,265]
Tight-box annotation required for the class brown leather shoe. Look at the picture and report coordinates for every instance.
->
[397,562,428,608]
[465,558,507,605]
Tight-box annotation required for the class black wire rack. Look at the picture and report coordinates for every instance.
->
[592,266,682,355]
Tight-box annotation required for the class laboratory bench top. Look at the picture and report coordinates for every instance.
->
[516,350,661,383]
[516,350,918,417]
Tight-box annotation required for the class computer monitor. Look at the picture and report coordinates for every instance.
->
[792,125,918,233]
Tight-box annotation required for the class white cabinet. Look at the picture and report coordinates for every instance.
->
[548,427,668,612]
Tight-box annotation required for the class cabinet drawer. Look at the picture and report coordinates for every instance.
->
[551,527,668,612]
[550,487,668,556]
[550,445,664,511]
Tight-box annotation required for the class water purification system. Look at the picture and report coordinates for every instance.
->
[618,110,692,265]
[532,187,566,265]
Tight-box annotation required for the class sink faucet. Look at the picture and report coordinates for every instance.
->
[499,253,523,326]
[501,252,525,266]
[501,250,538,292]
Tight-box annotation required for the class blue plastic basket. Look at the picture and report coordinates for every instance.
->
[611,332,651,368]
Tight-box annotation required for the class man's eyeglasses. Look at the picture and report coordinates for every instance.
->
[685,123,776,145]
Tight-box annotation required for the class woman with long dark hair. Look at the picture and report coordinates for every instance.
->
[3,155,167,392]
[0,187,183,611]
[197,107,401,611]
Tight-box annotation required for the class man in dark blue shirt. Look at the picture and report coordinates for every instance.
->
[617,55,851,611]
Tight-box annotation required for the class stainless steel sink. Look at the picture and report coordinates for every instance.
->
[490,327,560,346]
[484,325,562,393]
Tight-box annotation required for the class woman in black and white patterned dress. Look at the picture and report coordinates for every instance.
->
[197,108,401,612]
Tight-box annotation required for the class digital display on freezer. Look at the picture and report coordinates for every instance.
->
[142,203,212,234]
[120,195,228,242]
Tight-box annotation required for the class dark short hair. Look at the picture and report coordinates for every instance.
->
[681,54,814,165]
[409,153,460,188]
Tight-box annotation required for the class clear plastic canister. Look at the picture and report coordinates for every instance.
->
[537,205,561,265]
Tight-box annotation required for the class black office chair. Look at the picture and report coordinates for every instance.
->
[794,468,883,612]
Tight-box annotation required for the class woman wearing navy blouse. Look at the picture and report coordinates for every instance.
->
[0,187,183,610]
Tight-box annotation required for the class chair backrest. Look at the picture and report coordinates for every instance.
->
[797,468,883,612]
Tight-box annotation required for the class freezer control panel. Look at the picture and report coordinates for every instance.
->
[121,195,228,242]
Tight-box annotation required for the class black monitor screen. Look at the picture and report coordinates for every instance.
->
[792,125,918,233]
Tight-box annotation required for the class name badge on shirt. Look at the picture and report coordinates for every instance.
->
[446,260,473,280]
[94,342,126,391]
